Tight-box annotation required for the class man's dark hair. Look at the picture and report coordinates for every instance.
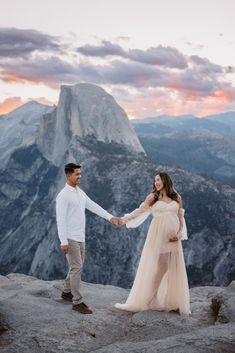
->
[64,163,81,176]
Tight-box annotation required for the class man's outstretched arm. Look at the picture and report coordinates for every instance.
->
[85,195,120,226]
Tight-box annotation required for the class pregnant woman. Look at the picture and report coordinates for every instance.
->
[115,172,191,315]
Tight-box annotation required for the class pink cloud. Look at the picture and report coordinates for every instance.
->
[117,87,235,118]
[0,28,234,118]
[0,97,23,114]
[0,96,55,114]
[34,97,56,106]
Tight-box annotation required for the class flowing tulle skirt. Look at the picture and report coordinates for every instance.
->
[115,214,191,315]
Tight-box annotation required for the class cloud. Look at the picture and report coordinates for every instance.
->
[0,53,234,101]
[0,55,167,88]
[77,41,188,69]
[185,42,206,51]
[128,46,188,69]
[0,56,81,87]
[190,55,223,74]
[77,41,126,57]
[0,96,23,114]
[115,85,235,119]
[33,97,56,106]
[0,96,55,115]
[0,29,232,99]
[0,27,60,58]
[77,60,164,86]
[0,28,234,117]
[168,70,218,97]
[77,59,234,99]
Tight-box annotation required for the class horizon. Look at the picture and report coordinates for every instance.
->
[2,93,235,121]
[0,0,235,118]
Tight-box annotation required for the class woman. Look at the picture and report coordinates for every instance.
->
[115,172,191,315]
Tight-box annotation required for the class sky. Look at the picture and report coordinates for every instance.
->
[0,0,235,118]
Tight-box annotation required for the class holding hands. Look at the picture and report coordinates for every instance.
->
[60,218,126,256]
[110,217,126,227]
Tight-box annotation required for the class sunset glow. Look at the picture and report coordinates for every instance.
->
[0,0,235,118]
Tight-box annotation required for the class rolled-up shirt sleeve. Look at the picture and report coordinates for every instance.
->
[85,195,113,221]
[56,194,69,246]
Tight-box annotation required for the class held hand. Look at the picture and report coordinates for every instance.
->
[118,218,126,226]
[110,217,126,227]
[60,244,69,255]
[110,217,121,227]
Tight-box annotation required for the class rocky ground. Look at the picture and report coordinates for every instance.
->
[0,274,234,353]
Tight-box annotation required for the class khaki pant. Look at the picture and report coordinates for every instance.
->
[63,239,85,305]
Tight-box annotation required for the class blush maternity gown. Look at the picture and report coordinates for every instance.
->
[115,200,191,315]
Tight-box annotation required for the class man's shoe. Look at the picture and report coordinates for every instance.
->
[72,302,93,314]
[61,291,73,302]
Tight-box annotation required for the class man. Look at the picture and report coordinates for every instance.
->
[56,163,119,314]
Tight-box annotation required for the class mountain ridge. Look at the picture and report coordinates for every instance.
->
[0,83,234,289]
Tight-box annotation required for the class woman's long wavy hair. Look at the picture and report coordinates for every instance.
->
[150,172,179,206]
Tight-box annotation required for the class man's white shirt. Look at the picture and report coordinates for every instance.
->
[56,184,113,245]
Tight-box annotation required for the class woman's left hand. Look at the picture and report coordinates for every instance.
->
[169,235,178,242]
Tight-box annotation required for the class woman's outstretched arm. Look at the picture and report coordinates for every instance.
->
[120,193,154,225]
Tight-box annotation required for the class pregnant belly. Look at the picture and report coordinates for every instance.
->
[162,216,179,241]
[158,216,180,253]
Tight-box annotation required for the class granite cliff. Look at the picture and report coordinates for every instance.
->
[0,274,234,353]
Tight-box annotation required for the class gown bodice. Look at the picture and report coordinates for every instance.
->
[151,200,179,217]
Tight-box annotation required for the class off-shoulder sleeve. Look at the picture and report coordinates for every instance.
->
[122,202,151,228]
[178,207,188,240]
